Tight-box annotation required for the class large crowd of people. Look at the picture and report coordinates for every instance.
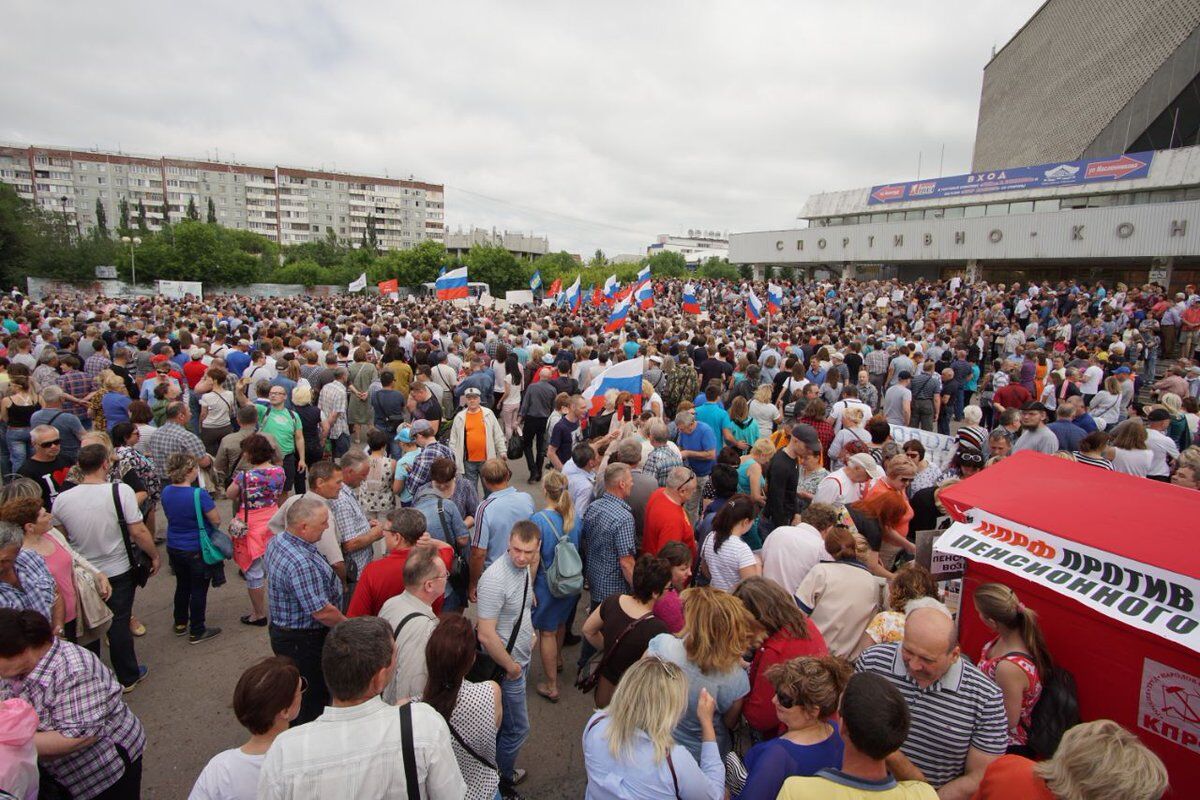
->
[0,273,1192,799]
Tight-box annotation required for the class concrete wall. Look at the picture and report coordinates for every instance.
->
[25,278,350,300]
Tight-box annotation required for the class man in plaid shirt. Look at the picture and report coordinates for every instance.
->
[404,420,454,499]
[0,608,146,799]
[318,367,350,458]
[56,355,95,423]
[642,420,683,487]
[143,402,211,481]
[83,339,112,383]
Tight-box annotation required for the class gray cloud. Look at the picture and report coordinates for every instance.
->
[1,0,1043,256]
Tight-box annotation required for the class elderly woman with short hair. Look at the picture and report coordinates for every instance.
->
[0,519,63,633]
[161,453,224,644]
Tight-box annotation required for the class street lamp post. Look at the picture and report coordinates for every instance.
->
[120,235,142,289]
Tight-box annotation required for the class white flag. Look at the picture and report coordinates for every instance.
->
[348,273,367,292]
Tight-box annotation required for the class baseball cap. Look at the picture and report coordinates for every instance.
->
[542,354,555,364]
[847,453,884,480]
[411,419,434,436]
[1021,401,1049,413]
[394,427,415,444]
[463,387,482,397]
[1146,408,1171,422]
[789,422,822,453]
[1113,366,1131,375]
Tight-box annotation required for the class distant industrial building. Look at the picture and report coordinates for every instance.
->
[647,231,729,266]
[0,143,444,249]
[443,227,549,261]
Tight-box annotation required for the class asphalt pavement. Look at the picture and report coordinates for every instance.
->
[122,455,594,799]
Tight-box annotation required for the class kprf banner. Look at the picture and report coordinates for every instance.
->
[935,510,1200,653]
[377,279,398,294]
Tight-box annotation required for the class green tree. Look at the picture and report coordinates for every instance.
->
[590,249,607,269]
[370,239,446,289]
[532,251,579,283]
[366,213,378,252]
[186,197,199,221]
[738,263,753,280]
[206,197,217,224]
[465,244,525,294]
[0,184,32,286]
[645,250,688,277]
[781,265,797,281]
[271,258,329,288]
[117,197,130,233]
[762,264,775,281]
[137,200,148,233]
[161,199,170,225]
[698,257,739,281]
[94,198,108,239]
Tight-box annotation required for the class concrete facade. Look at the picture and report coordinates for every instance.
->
[443,227,549,260]
[972,0,1200,171]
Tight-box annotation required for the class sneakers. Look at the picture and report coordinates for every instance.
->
[189,627,223,645]
[173,624,188,636]
[122,665,149,694]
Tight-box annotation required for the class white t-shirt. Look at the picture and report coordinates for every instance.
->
[1146,429,1180,477]
[200,389,237,428]
[189,748,265,800]
[1111,448,1153,478]
[1080,365,1104,394]
[761,524,829,595]
[701,534,757,592]
[812,468,867,508]
[51,483,143,577]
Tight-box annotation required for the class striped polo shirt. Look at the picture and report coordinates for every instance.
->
[855,642,1007,788]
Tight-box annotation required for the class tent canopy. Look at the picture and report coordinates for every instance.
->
[939,451,1200,579]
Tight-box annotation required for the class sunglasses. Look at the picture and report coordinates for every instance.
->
[38,440,61,448]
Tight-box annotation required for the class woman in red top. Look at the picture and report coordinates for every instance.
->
[973,582,1052,755]
[733,576,827,737]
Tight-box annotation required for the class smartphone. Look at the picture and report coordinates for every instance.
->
[622,406,632,422]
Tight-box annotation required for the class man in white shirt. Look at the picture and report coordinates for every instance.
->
[812,453,881,508]
[258,616,466,800]
[761,504,839,594]
[1079,357,1104,402]
[1145,409,1181,480]
[562,442,599,519]
[378,545,445,703]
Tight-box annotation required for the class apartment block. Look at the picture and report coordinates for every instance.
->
[0,144,445,249]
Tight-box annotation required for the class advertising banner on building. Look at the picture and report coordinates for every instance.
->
[935,510,1200,653]
[867,151,1155,205]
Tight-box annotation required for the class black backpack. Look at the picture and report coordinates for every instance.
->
[1024,663,1081,759]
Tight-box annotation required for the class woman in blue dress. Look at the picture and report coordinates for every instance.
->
[532,470,581,703]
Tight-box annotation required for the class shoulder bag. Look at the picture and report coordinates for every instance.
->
[195,489,233,565]
[583,714,680,800]
[467,571,528,683]
[576,607,656,694]
[399,702,421,800]
[113,483,153,588]
[448,722,499,773]
[437,498,469,594]
[228,471,250,538]
[46,528,112,635]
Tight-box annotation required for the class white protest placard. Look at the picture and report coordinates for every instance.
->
[889,425,956,468]
[936,509,1200,653]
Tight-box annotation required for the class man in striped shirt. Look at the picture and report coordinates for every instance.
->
[855,607,1007,798]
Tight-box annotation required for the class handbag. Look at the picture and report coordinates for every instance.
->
[437,498,469,595]
[228,471,250,538]
[467,572,528,683]
[113,483,152,588]
[576,609,656,694]
[194,489,233,565]
[506,431,523,460]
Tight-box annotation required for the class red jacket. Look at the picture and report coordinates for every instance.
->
[346,543,454,617]
[743,620,828,735]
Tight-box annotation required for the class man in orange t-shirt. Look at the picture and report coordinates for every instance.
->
[641,467,697,558]
[449,386,506,489]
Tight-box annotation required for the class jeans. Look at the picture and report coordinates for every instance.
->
[330,432,351,459]
[521,417,548,479]
[683,475,708,524]
[105,569,141,686]
[269,625,329,725]
[953,388,965,420]
[168,547,211,635]
[911,399,935,431]
[497,670,530,784]
[5,426,30,473]
[281,452,298,493]
[464,459,484,492]
[937,406,952,436]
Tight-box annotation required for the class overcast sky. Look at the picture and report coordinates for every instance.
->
[3,1,1044,257]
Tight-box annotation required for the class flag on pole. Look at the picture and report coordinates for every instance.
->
[613,283,634,303]
[348,273,367,292]
[747,291,764,324]
[582,357,645,415]
[604,294,632,333]
[603,274,618,298]
[682,283,700,314]
[565,276,582,312]
[635,279,654,310]
[591,283,604,307]
[377,279,399,294]
[637,265,650,284]
[530,270,542,291]
[767,283,783,315]
[436,266,469,300]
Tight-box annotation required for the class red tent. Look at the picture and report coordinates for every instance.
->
[939,452,1200,795]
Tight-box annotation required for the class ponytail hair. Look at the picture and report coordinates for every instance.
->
[973,582,1055,678]
[711,493,756,553]
[541,470,575,533]
[824,525,857,561]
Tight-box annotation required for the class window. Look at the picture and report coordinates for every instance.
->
[942,206,964,218]
[1008,201,1033,214]
[985,203,1008,215]
[1087,195,1116,207]
[964,205,985,218]
[1032,199,1059,212]
[904,210,924,221]
[887,211,905,222]
[97,177,106,185]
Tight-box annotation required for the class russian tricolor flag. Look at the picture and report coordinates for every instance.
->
[682,282,700,315]
[603,274,618,299]
[582,356,645,415]
[635,279,653,310]
[767,283,783,315]
[604,295,631,333]
[637,265,650,284]
[747,291,763,324]
[436,266,469,300]
[565,276,582,312]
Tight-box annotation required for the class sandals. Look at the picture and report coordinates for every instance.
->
[535,683,560,703]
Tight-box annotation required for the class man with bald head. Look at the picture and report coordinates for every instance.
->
[855,606,1007,799]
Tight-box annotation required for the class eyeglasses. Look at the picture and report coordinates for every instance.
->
[38,440,61,448]
[775,690,798,709]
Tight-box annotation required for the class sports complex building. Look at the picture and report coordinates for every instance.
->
[730,0,1200,291]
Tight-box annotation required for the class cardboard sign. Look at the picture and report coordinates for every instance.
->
[937,510,1200,653]
[889,425,956,468]
[1140,658,1200,754]
[917,529,964,580]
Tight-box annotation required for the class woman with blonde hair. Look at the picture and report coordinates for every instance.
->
[736,656,851,799]
[582,656,725,799]
[647,586,756,761]
[94,371,131,433]
[1109,419,1153,477]
[736,438,773,514]
[532,469,581,703]
[827,406,870,468]
[1158,393,1193,451]
[1,371,39,471]
[1088,376,1123,430]
[973,719,1167,800]
[974,582,1058,755]
[749,384,781,437]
